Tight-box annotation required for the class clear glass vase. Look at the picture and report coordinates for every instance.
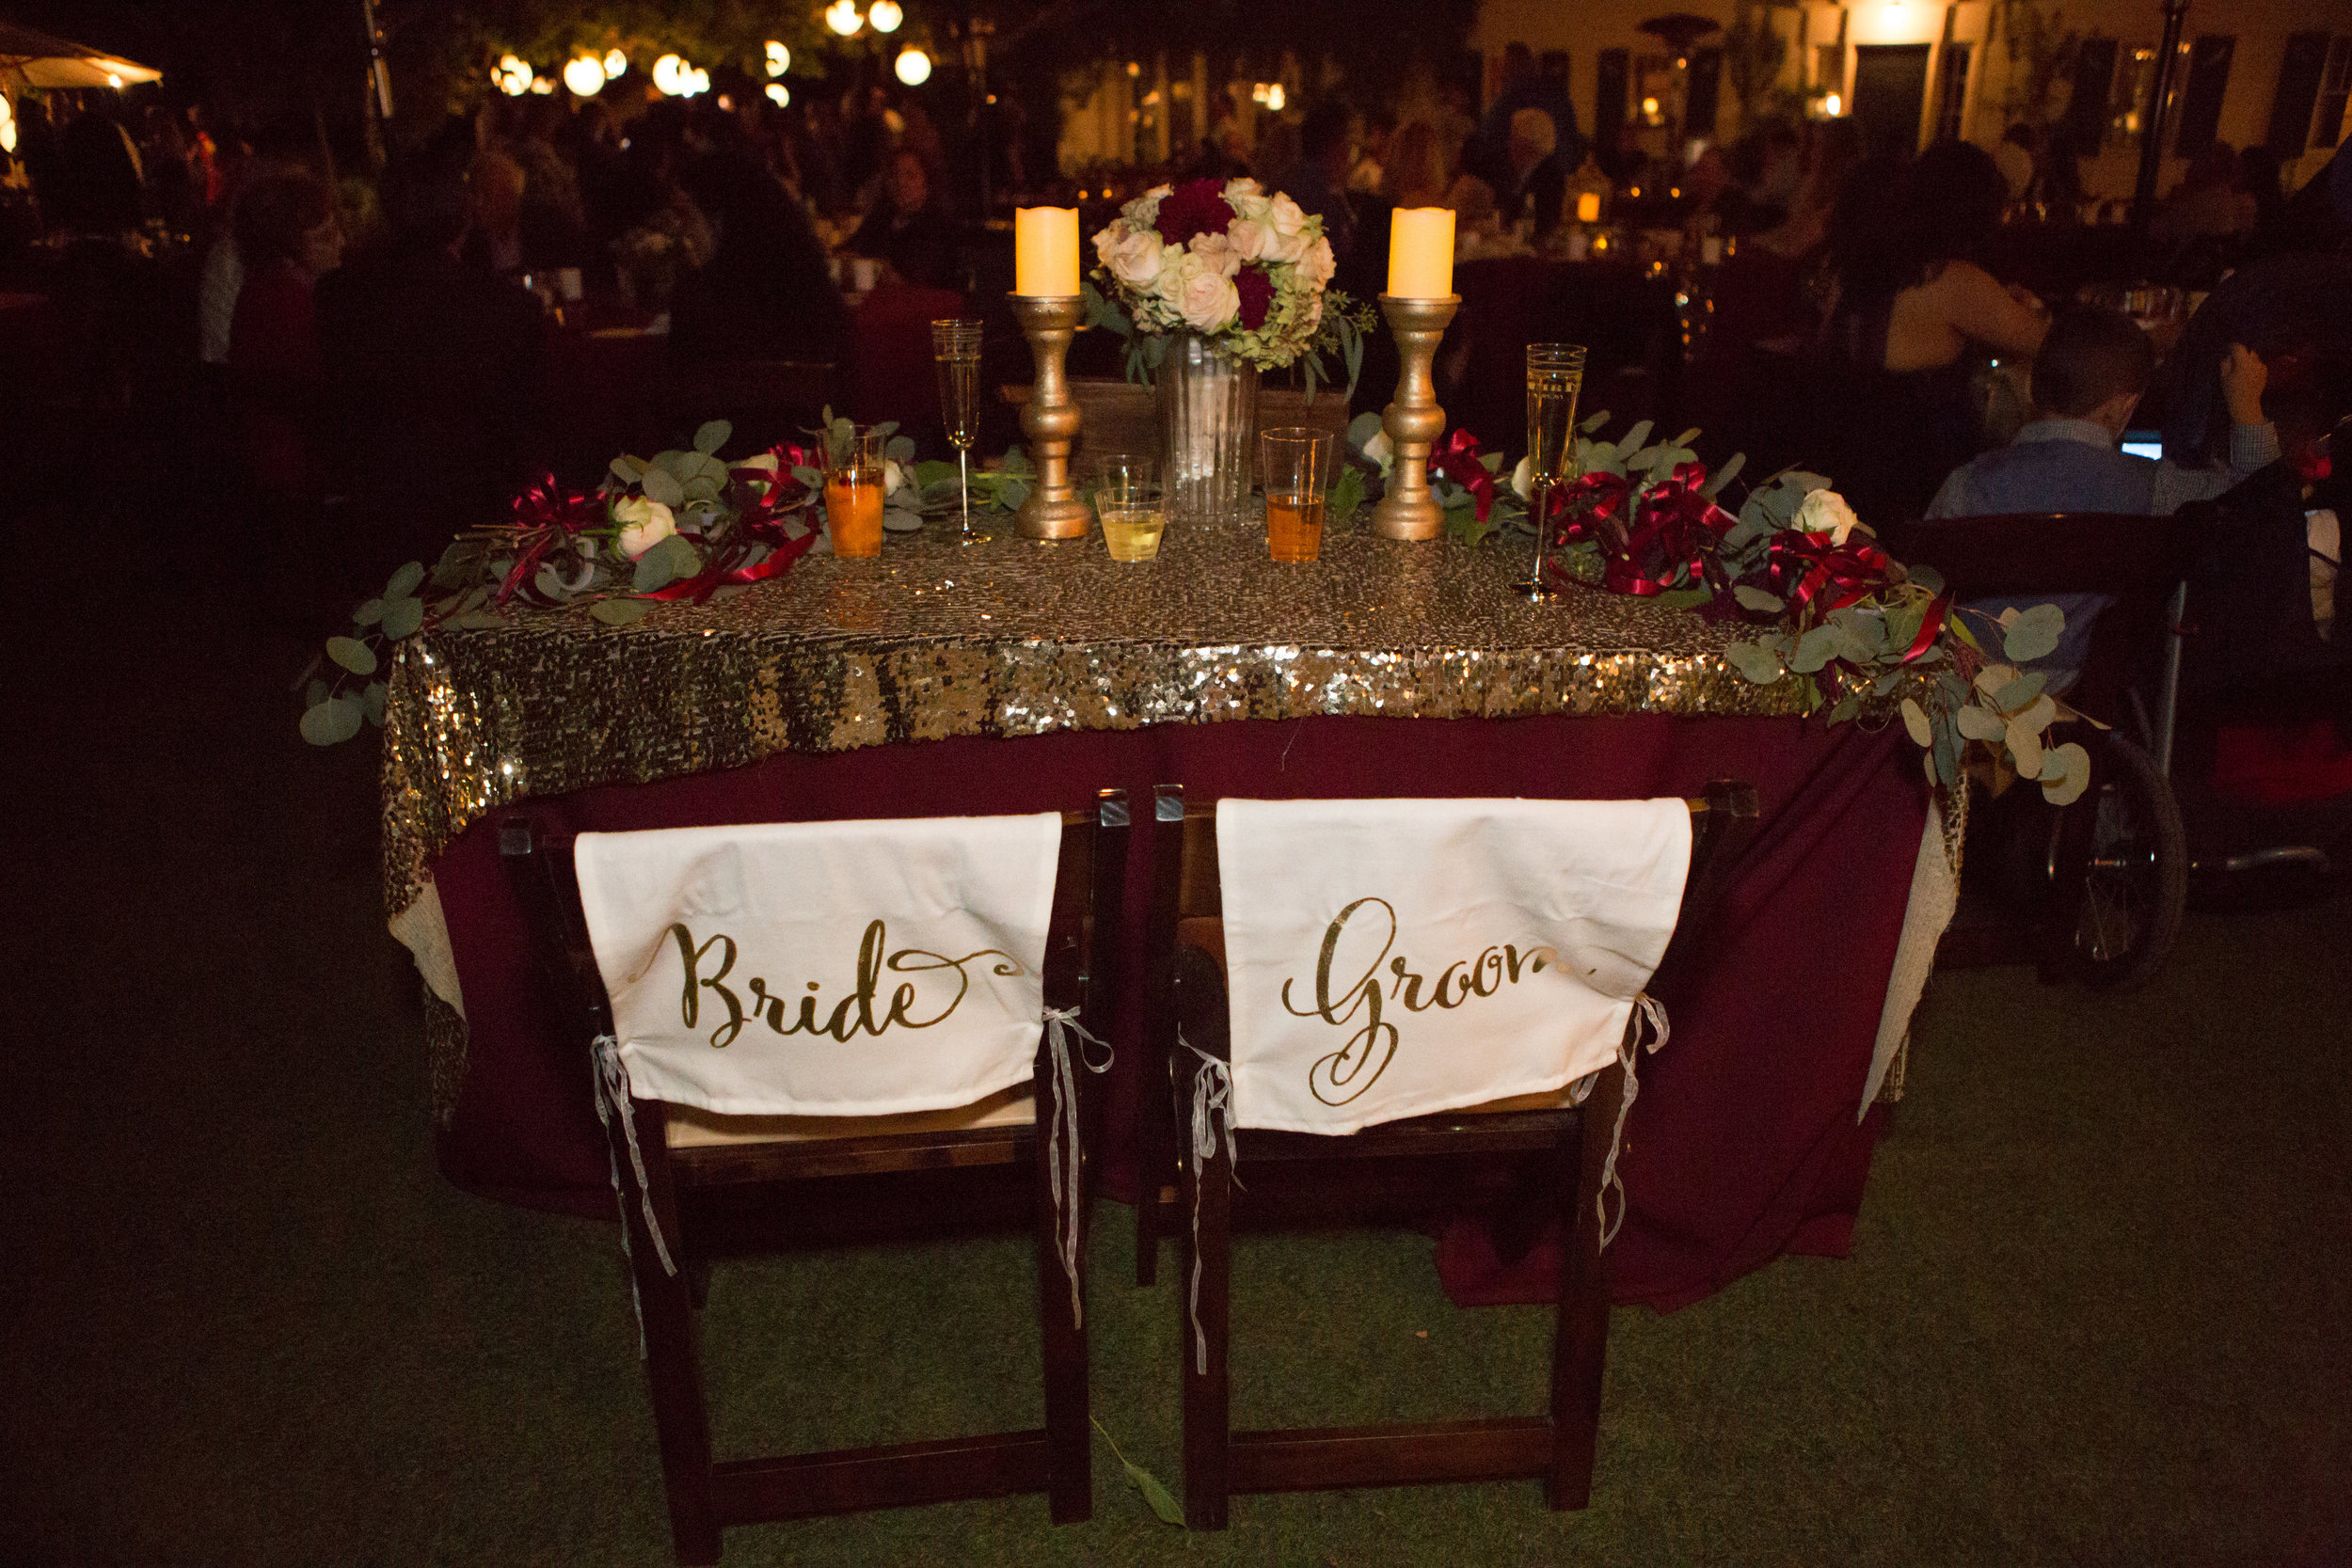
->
[1158,333,1260,524]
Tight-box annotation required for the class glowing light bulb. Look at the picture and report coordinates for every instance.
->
[1824,91,1843,116]
[1264,83,1285,111]
[765,40,790,76]
[563,56,606,97]
[895,47,931,85]
[529,76,555,95]
[494,55,532,96]
[765,83,791,107]
[604,50,628,77]
[869,0,904,33]
[652,54,686,94]
[825,1,864,37]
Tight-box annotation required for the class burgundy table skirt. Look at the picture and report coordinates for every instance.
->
[430,710,1922,1312]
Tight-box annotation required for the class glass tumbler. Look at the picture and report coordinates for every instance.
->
[1095,455,1165,562]
[1259,427,1335,562]
[822,426,887,560]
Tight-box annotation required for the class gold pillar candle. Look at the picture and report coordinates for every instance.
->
[1013,206,1081,298]
[1369,293,1460,543]
[1010,293,1092,540]
[1386,208,1455,299]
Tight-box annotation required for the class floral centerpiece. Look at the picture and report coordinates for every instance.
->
[1085,177,1373,520]
[1086,177,1368,389]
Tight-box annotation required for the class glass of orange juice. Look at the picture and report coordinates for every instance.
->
[1260,427,1334,562]
[822,426,886,559]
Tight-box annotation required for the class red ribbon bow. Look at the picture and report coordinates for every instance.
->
[1763,526,1898,616]
[494,474,605,607]
[1431,429,1502,521]
[1594,473,1736,597]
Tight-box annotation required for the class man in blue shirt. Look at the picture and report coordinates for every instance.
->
[1925,304,2277,680]
[1929,305,2276,520]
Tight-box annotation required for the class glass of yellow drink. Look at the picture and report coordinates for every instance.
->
[1259,427,1334,562]
[1096,454,1164,562]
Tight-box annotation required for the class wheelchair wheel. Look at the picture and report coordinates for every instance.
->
[2058,733,2188,990]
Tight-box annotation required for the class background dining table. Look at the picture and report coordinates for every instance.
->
[382,505,1948,1312]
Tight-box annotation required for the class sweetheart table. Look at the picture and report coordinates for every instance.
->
[381,508,1951,1311]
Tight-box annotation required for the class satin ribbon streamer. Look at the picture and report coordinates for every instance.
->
[1041,1006,1114,1330]
[1180,1031,1238,1376]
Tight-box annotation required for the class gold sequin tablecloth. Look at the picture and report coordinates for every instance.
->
[383,511,1805,922]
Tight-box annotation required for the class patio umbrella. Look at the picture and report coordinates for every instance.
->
[0,20,162,89]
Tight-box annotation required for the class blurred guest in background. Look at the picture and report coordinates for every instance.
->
[1470,43,1581,190]
[1382,120,1451,211]
[668,151,848,366]
[230,167,342,515]
[856,149,958,290]
[1283,103,1358,266]
[1817,141,2048,521]
[1495,107,1565,239]
[318,157,548,571]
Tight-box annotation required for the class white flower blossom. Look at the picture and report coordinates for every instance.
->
[612,495,676,559]
[1792,487,1867,546]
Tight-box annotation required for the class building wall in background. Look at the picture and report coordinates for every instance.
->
[1471,0,2352,199]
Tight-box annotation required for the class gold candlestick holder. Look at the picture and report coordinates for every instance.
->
[1009,293,1092,540]
[1369,293,1461,542]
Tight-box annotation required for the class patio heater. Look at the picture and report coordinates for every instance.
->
[2131,0,2191,226]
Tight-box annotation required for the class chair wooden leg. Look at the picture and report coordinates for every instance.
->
[1134,1058,1167,1286]
[1179,1053,1232,1530]
[1547,1064,1622,1512]
[1033,1110,1093,1523]
[626,1104,724,1564]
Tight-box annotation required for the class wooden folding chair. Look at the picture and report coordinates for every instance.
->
[1161,782,1757,1528]
[500,795,1127,1564]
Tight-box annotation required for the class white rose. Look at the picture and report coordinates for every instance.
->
[882,457,908,499]
[1226,216,1278,263]
[1120,185,1171,228]
[1265,193,1309,239]
[612,495,676,559]
[1511,454,1533,501]
[1296,235,1336,286]
[1792,487,1867,546]
[1224,177,1263,202]
[733,451,780,474]
[1189,230,1244,278]
[1175,261,1239,333]
[1097,224,1165,292]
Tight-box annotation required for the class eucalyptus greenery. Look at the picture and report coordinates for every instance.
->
[299,416,1044,746]
[1339,411,2092,806]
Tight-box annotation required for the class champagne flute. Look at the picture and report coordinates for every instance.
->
[931,319,988,545]
[1514,343,1586,603]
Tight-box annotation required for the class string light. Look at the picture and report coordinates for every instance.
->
[562,56,606,97]
[869,0,904,33]
[825,1,864,36]
[765,83,790,106]
[604,50,627,77]
[764,40,790,77]
[491,55,532,96]
[895,47,931,85]
[652,54,688,94]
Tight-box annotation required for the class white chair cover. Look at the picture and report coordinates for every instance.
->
[573,814,1062,1117]
[1214,798,1692,1135]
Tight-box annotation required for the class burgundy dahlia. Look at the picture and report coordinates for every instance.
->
[1154,178,1235,245]
[1233,263,1275,330]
